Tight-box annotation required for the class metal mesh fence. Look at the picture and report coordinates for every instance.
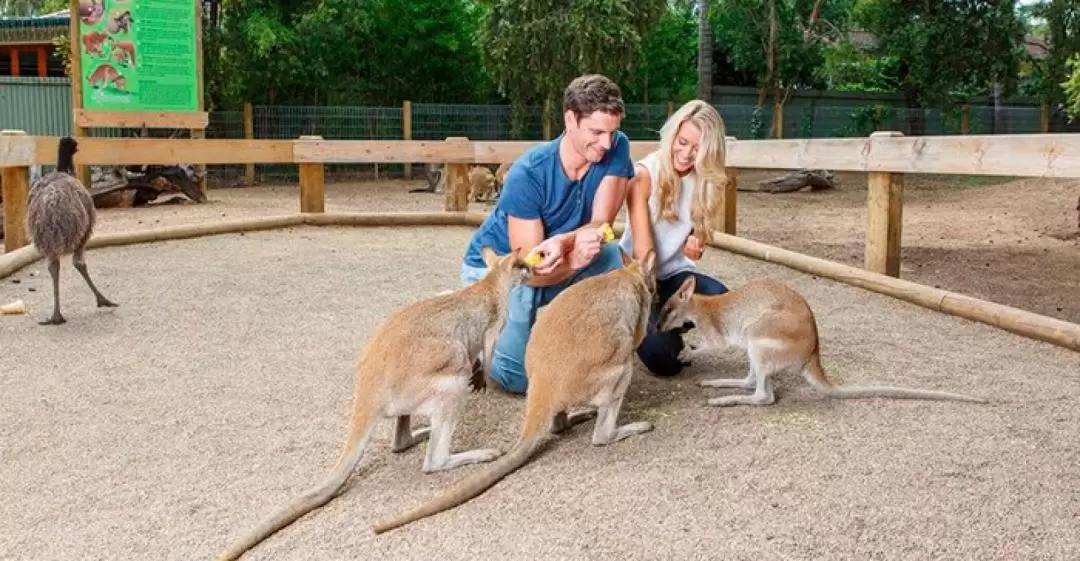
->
[2,76,1077,185]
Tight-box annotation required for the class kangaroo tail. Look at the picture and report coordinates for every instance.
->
[216,410,377,561]
[801,354,987,404]
[372,434,544,535]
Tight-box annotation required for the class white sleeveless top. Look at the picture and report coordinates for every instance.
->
[618,151,698,280]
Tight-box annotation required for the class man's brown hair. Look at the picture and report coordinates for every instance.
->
[563,74,625,120]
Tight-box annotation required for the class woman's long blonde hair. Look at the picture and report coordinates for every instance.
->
[653,100,729,243]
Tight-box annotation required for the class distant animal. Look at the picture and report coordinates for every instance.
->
[467,165,498,202]
[215,247,534,560]
[657,277,988,407]
[372,248,659,534]
[409,163,443,193]
[82,31,110,57]
[26,137,118,325]
[108,10,133,34]
[87,64,126,91]
[495,161,511,188]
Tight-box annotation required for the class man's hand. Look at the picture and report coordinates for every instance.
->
[684,234,704,260]
[526,235,567,275]
[568,226,604,269]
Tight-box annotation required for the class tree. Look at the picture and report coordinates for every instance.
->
[477,0,666,138]
[840,0,1025,135]
[712,0,851,137]
[621,0,699,104]
[697,0,713,101]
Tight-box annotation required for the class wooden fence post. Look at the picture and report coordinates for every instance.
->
[865,131,904,277]
[444,136,470,212]
[715,135,738,236]
[403,101,413,180]
[298,135,325,213]
[961,105,971,135]
[1,130,30,251]
[243,102,255,185]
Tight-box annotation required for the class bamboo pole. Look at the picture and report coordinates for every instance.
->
[706,232,1080,353]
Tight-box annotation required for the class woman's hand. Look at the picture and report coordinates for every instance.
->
[684,234,704,260]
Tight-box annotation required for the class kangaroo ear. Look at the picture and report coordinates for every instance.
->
[640,248,657,277]
[481,246,499,269]
[677,275,696,302]
[618,246,633,267]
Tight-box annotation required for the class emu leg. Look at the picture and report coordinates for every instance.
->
[73,248,118,308]
[40,257,65,325]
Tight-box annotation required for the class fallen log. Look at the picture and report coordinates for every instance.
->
[741,169,839,194]
[89,164,205,208]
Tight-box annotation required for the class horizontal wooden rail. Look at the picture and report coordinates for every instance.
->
[7,132,1080,176]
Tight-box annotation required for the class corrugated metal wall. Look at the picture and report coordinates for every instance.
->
[0,77,72,136]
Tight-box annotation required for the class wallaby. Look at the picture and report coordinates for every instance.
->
[216,247,533,561]
[467,166,498,202]
[371,248,659,535]
[658,277,988,407]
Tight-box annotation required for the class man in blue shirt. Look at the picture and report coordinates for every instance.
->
[460,74,636,395]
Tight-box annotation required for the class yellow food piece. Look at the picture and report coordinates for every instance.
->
[524,253,543,267]
[600,223,615,242]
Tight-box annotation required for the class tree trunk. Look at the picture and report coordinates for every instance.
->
[993,81,1007,134]
[696,0,712,101]
[766,0,780,137]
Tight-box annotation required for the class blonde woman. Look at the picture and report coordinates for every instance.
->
[618,99,731,376]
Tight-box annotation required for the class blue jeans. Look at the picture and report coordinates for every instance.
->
[636,270,729,377]
[460,242,625,394]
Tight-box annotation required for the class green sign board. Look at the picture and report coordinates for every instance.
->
[78,0,200,112]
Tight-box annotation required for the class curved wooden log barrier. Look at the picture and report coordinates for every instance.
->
[706,232,1080,353]
[0,212,482,280]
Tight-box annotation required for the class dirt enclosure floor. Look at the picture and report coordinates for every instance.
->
[1,172,1078,560]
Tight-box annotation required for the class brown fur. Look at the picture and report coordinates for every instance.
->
[371,247,658,534]
[110,41,136,67]
[27,137,117,325]
[216,248,533,560]
[658,277,988,406]
[467,166,498,202]
[87,64,126,90]
[82,31,109,57]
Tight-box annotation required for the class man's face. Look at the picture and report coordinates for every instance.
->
[565,110,621,163]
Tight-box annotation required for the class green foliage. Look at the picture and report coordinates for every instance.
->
[620,0,699,104]
[477,0,666,137]
[839,0,1025,111]
[712,0,854,98]
[1061,54,1080,121]
[207,0,490,109]
[831,103,891,137]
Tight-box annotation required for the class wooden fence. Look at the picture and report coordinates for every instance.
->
[2,129,1079,351]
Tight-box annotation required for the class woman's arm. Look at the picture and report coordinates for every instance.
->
[626,163,655,260]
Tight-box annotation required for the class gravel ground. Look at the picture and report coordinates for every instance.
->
[1,220,1078,561]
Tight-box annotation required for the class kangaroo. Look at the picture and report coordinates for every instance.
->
[658,277,988,407]
[82,30,110,57]
[110,40,136,67]
[87,64,126,91]
[372,248,659,535]
[215,247,533,561]
[467,166,498,202]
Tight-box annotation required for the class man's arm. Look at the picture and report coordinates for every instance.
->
[508,216,577,286]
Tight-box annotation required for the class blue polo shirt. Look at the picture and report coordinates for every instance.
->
[463,130,635,268]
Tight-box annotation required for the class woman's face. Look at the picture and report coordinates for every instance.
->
[672,120,701,175]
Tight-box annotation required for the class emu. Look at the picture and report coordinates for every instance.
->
[27,136,118,325]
